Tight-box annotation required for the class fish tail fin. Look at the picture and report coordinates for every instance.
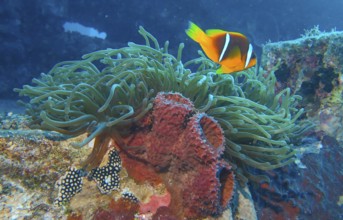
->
[185,21,207,43]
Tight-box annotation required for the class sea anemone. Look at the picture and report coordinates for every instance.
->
[15,27,311,184]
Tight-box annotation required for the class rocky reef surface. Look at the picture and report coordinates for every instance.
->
[257,29,343,219]
[0,113,90,219]
[262,29,343,145]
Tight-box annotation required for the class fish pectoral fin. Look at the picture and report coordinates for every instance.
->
[216,66,225,74]
[206,29,227,37]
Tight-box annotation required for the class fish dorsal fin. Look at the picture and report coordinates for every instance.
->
[228,32,247,40]
[206,29,227,37]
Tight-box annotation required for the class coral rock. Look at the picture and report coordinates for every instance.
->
[261,31,343,144]
[118,92,235,219]
[258,31,343,219]
[152,206,179,220]
[93,198,139,220]
[139,191,171,215]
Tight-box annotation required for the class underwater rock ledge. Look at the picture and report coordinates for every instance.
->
[259,30,343,220]
[262,30,343,144]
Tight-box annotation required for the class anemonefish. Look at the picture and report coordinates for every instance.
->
[185,21,257,74]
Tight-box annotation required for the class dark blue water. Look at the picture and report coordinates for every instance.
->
[1,0,342,99]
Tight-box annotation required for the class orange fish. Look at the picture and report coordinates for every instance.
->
[185,21,257,74]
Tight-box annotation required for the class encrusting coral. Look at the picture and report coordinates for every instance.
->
[118,92,234,218]
[15,26,311,190]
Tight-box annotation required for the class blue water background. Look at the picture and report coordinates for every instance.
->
[1,0,342,100]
